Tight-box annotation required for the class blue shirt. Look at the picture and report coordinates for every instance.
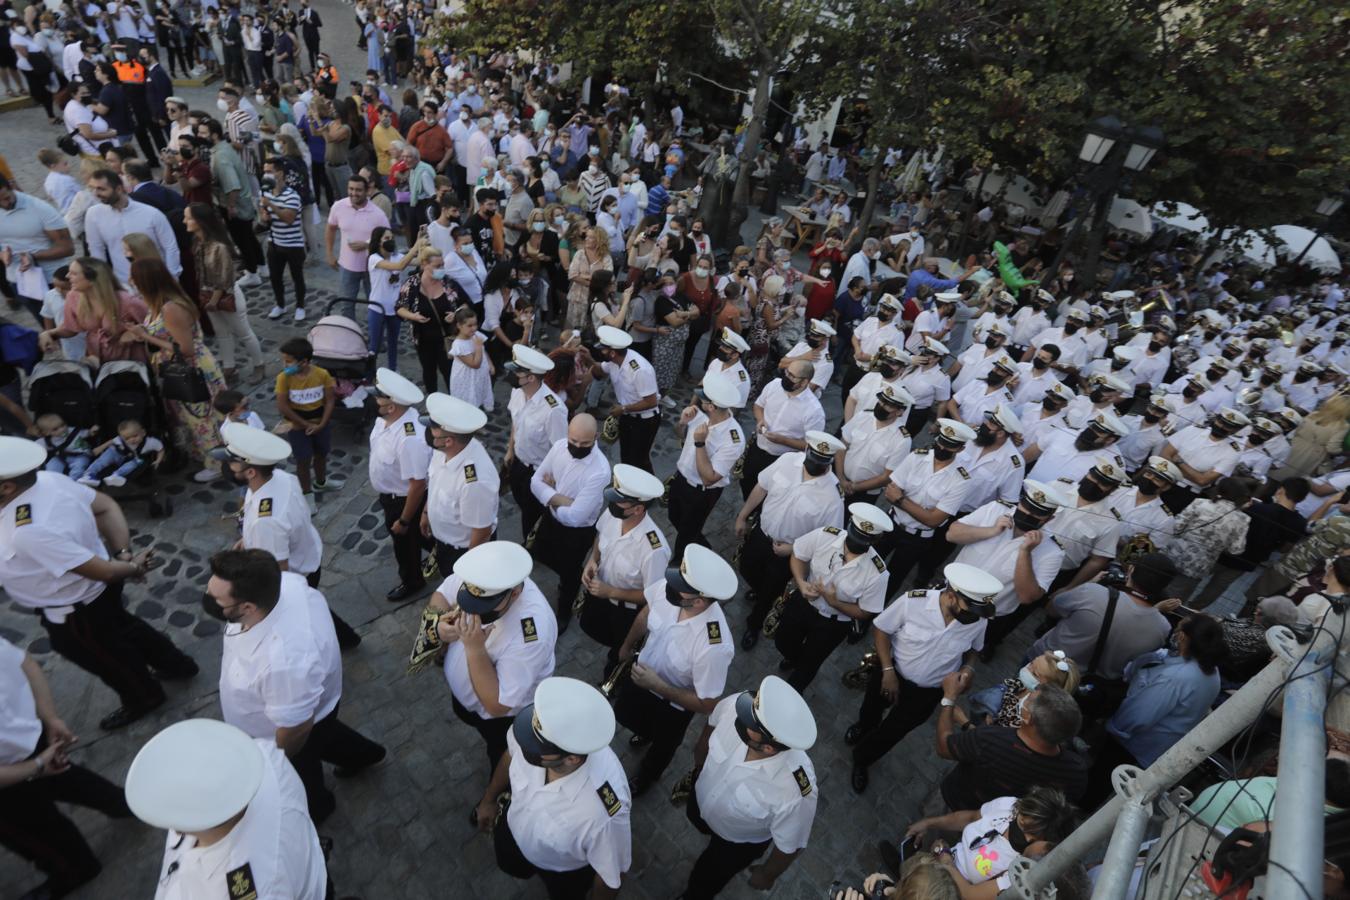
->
[902,267,960,301]
[646,183,669,217]
[1107,651,1220,767]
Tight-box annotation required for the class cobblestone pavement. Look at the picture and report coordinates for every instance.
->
[0,6,1049,897]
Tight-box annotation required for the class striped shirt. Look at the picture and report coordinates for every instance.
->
[264,188,305,248]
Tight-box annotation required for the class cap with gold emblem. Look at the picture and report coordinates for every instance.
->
[1250,416,1280,438]
[803,430,846,462]
[1144,456,1182,484]
[986,321,1008,339]
[372,367,425,407]
[919,336,949,358]
[1089,304,1108,320]
[210,421,293,466]
[1066,308,1090,324]
[125,719,265,833]
[878,293,902,312]
[718,328,750,354]
[876,344,912,366]
[1089,455,1127,485]
[985,402,1022,435]
[699,372,744,409]
[451,540,532,614]
[596,325,634,350]
[1088,409,1129,438]
[421,392,489,433]
[734,674,817,751]
[603,462,664,506]
[994,290,1016,308]
[1274,407,1303,430]
[1147,394,1174,414]
[943,562,1002,617]
[1020,478,1071,515]
[1036,288,1057,304]
[1092,371,1133,394]
[1298,359,1324,375]
[507,343,555,376]
[664,543,738,601]
[934,292,962,307]
[990,355,1018,377]
[0,437,49,480]
[512,676,616,759]
[846,502,893,545]
[1111,346,1141,365]
[876,383,916,409]
[808,318,837,338]
[1044,381,1076,404]
[1215,407,1252,431]
[1208,357,1232,373]
[934,418,977,449]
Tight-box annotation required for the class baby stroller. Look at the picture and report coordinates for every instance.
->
[308,298,377,435]
[28,359,96,429]
[94,360,173,519]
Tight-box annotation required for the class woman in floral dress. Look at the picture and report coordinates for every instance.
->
[122,258,227,482]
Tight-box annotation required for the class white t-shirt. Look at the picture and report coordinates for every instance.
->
[952,796,1021,890]
[367,251,403,315]
[40,287,86,360]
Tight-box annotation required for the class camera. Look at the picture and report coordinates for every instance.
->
[825,879,890,900]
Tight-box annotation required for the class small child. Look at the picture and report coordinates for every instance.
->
[38,148,80,214]
[36,412,94,478]
[78,419,166,487]
[448,305,493,411]
[212,389,265,435]
[39,266,86,361]
[276,337,344,503]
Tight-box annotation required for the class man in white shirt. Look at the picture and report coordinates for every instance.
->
[422,392,498,575]
[670,373,746,555]
[588,325,662,472]
[367,369,432,601]
[741,359,825,498]
[206,549,384,823]
[83,169,181,281]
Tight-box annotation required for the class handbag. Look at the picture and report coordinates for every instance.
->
[1075,588,1130,724]
[57,130,82,157]
[158,351,211,403]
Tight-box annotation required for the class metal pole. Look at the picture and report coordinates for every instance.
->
[1266,643,1333,898]
[1291,227,1323,267]
[1000,643,1296,899]
[1092,775,1153,900]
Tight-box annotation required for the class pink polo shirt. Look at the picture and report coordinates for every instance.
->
[327,198,391,273]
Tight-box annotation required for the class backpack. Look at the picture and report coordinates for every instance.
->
[0,322,40,373]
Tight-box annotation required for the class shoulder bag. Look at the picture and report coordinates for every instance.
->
[1075,587,1130,725]
[158,350,211,403]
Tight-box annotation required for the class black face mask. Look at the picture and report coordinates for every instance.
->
[877,363,900,378]
[1110,359,1129,371]
[1077,478,1108,502]
[984,337,1001,350]
[714,347,733,363]
[1008,819,1031,853]
[807,336,826,349]
[519,746,569,769]
[877,310,894,321]
[1143,412,1162,425]
[873,405,895,422]
[1089,387,1108,404]
[934,446,958,462]
[665,584,696,608]
[178,146,194,159]
[200,592,228,621]
[1204,330,1219,341]
[1073,430,1100,453]
[1260,375,1277,386]
[1249,434,1269,447]
[567,442,591,460]
[1063,323,1081,335]
[1012,510,1044,533]
[607,501,629,519]
[986,374,1006,388]
[479,606,505,625]
[1041,398,1061,414]
[844,535,870,555]
[1032,357,1049,371]
[1183,387,1202,400]
[781,374,799,393]
[382,240,395,252]
[1210,426,1232,441]
[952,603,982,625]
[974,424,996,447]
[1148,340,1164,353]
[733,716,763,749]
[1295,373,1313,383]
[1206,370,1224,383]
[1135,475,1162,496]
[803,457,831,477]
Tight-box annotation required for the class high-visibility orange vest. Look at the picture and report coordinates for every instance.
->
[316,65,338,84]
[112,59,146,84]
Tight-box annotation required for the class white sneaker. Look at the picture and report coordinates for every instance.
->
[313,475,345,492]
[660,396,677,409]
[294,307,307,322]
[77,475,99,486]
[305,493,318,514]
[257,265,270,279]
[237,272,262,288]
[193,468,222,483]
[103,474,127,487]
[268,305,285,319]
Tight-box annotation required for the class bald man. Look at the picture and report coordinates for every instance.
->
[742,359,827,498]
[530,414,613,630]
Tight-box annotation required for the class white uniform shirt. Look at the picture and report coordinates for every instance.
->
[952,380,1015,426]
[1030,326,1090,372]
[1117,417,1169,470]
[439,574,557,718]
[243,471,322,576]
[953,502,1064,615]
[636,581,734,709]
[1051,486,1122,569]
[951,344,1005,394]
[1020,409,1074,451]
[1131,350,1170,390]
[1027,430,1124,486]
[956,440,1024,511]
[508,385,568,467]
[219,574,341,738]
[898,364,951,411]
[0,472,105,617]
[595,510,671,598]
[676,412,745,489]
[0,638,40,764]
[1110,488,1176,548]
[504,729,631,888]
[531,440,611,527]
[1236,442,1277,480]
[783,341,833,391]
[754,379,826,456]
[841,414,911,483]
[426,438,500,546]
[1010,307,1050,346]
[367,408,432,495]
[905,308,948,352]
[873,590,985,687]
[969,312,1011,347]
[888,450,973,534]
[853,317,904,359]
[792,526,888,621]
[602,351,660,415]
[756,453,845,543]
[847,371,906,419]
[705,358,752,407]
[1166,424,1240,491]
[154,740,327,900]
[695,695,817,852]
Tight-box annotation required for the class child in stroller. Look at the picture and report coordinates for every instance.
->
[36,412,94,477]
[78,419,166,487]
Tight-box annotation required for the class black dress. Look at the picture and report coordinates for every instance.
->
[395,275,469,394]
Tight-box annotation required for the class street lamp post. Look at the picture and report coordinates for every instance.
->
[1291,192,1346,267]
[1047,116,1164,290]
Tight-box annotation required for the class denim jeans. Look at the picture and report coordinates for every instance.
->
[84,449,146,482]
[337,266,371,319]
[366,307,401,370]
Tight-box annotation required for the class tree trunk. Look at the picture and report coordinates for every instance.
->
[857,153,884,239]
[954,168,990,261]
[732,66,774,211]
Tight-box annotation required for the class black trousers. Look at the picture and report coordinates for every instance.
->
[509,457,544,545]
[494,804,596,899]
[773,590,853,693]
[305,568,362,650]
[668,472,723,558]
[840,363,867,396]
[413,336,451,394]
[618,413,659,472]
[683,782,772,900]
[739,443,776,499]
[310,159,336,208]
[267,242,307,309]
[0,759,130,892]
[451,694,512,775]
[739,525,793,632]
[535,516,596,627]
[852,666,944,768]
[41,580,192,709]
[883,527,945,598]
[378,492,426,588]
[432,539,471,580]
[291,703,386,824]
[615,677,695,785]
[579,592,640,678]
[683,315,709,374]
[224,212,263,273]
[905,406,935,437]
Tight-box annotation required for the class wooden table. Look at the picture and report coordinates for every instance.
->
[784,205,827,255]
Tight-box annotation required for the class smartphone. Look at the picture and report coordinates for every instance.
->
[897,835,918,865]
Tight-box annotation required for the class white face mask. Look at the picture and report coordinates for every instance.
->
[458,110,468,121]
[430,267,445,279]
[532,221,546,233]
[820,268,832,278]
[458,244,472,256]
[216,98,229,111]
[1017,665,1040,692]
[695,266,709,278]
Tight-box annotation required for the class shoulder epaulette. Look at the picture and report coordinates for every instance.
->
[823,526,842,534]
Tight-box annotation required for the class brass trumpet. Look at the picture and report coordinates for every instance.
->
[600,635,646,699]
[842,651,879,689]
